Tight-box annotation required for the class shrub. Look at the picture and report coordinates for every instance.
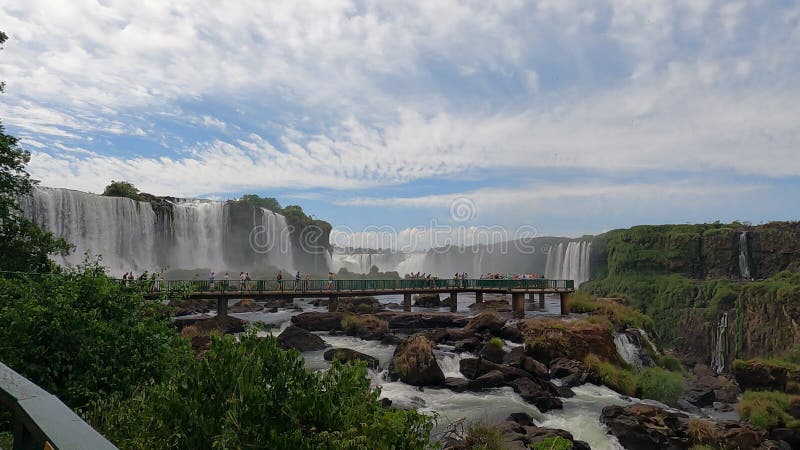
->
[737,390,800,430]
[531,436,573,450]
[341,314,358,332]
[637,368,685,406]
[0,262,190,409]
[585,354,637,396]
[658,355,684,373]
[489,337,505,348]
[461,423,506,450]
[87,332,436,449]
[687,418,718,445]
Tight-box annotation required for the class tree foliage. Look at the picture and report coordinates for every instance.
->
[88,332,437,449]
[237,193,282,212]
[0,30,71,272]
[102,180,143,201]
[0,260,191,409]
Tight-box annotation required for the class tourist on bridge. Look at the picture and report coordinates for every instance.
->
[209,272,215,289]
[245,273,251,292]
[239,272,246,291]
[139,270,149,281]
[294,271,301,291]
[327,272,334,290]
[276,271,283,291]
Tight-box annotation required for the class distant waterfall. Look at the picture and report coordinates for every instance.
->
[614,332,644,369]
[738,232,752,280]
[21,187,296,275]
[711,312,729,374]
[331,251,412,274]
[544,241,592,285]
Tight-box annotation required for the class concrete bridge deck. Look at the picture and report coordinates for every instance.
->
[134,278,576,318]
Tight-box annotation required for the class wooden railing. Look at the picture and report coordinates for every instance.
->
[0,362,117,450]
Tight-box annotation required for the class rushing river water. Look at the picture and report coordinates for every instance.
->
[236,294,629,449]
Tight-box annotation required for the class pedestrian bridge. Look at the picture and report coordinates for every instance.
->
[133,278,576,318]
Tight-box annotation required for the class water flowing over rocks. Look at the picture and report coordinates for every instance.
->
[388,334,445,387]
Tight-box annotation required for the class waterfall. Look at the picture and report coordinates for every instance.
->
[711,312,729,374]
[738,231,752,280]
[545,241,592,286]
[613,332,644,369]
[329,251,408,274]
[21,187,296,275]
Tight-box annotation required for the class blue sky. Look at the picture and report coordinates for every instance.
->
[1,0,799,244]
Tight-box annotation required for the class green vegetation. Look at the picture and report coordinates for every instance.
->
[460,423,506,450]
[686,418,718,446]
[657,355,684,373]
[637,367,685,406]
[530,436,573,450]
[585,355,686,405]
[567,293,653,331]
[235,194,333,251]
[88,332,435,449]
[737,391,800,430]
[102,180,143,201]
[489,337,505,348]
[585,354,638,397]
[0,260,190,409]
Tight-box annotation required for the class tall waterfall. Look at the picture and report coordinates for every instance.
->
[330,251,406,274]
[711,312,729,374]
[738,231,752,280]
[544,241,592,286]
[20,187,295,275]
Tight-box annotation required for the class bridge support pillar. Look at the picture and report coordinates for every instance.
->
[559,292,570,315]
[403,293,412,311]
[475,291,483,303]
[449,291,458,312]
[538,292,545,310]
[328,295,339,312]
[217,296,228,318]
[512,292,525,319]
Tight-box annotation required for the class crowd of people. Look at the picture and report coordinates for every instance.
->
[481,272,543,280]
[120,270,165,291]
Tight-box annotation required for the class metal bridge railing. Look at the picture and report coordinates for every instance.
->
[0,362,117,450]
[112,278,575,294]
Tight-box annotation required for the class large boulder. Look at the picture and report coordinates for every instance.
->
[734,359,789,392]
[464,312,505,335]
[388,334,445,387]
[277,326,328,352]
[323,348,379,369]
[510,377,563,412]
[342,314,389,340]
[228,298,264,313]
[519,318,621,364]
[504,346,548,379]
[478,342,506,364]
[414,293,441,307]
[444,415,589,450]
[374,311,468,329]
[468,299,512,313]
[601,403,769,450]
[680,385,716,408]
[291,312,345,331]
[334,296,384,314]
[467,370,505,390]
[175,314,246,334]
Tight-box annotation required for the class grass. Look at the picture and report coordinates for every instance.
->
[566,293,653,331]
[0,432,12,450]
[180,325,221,339]
[737,390,800,430]
[489,337,505,348]
[657,355,684,373]
[341,314,359,333]
[461,423,507,450]
[530,436,573,449]
[687,419,718,446]
[637,367,685,406]
[585,354,638,396]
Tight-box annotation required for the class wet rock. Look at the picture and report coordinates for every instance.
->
[459,357,535,383]
[277,326,328,352]
[374,311,468,329]
[469,299,512,313]
[388,334,445,387]
[716,420,768,450]
[323,348,379,370]
[549,358,585,379]
[175,314,246,334]
[267,306,278,313]
[463,312,505,335]
[291,312,345,331]
[478,342,506,364]
[444,377,469,393]
[510,378,563,412]
[504,347,548,379]
[228,299,264,313]
[506,412,535,427]
[454,337,481,352]
[413,293,441,307]
[499,322,523,342]
[380,398,393,408]
[440,296,455,308]
[467,370,505,390]
[758,440,792,450]
[381,333,403,345]
[681,385,716,408]
[334,296,384,314]
[385,302,404,310]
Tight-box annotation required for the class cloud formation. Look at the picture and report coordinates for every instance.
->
[1,0,798,231]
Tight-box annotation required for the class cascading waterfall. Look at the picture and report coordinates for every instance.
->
[613,332,644,369]
[738,231,752,280]
[545,241,592,286]
[21,186,296,275]
[330,252,407,274]
[711,312,729,374]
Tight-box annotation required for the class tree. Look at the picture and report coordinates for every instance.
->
[102,180,142,201]
[237,194,282,212]
[0,30,71,272]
